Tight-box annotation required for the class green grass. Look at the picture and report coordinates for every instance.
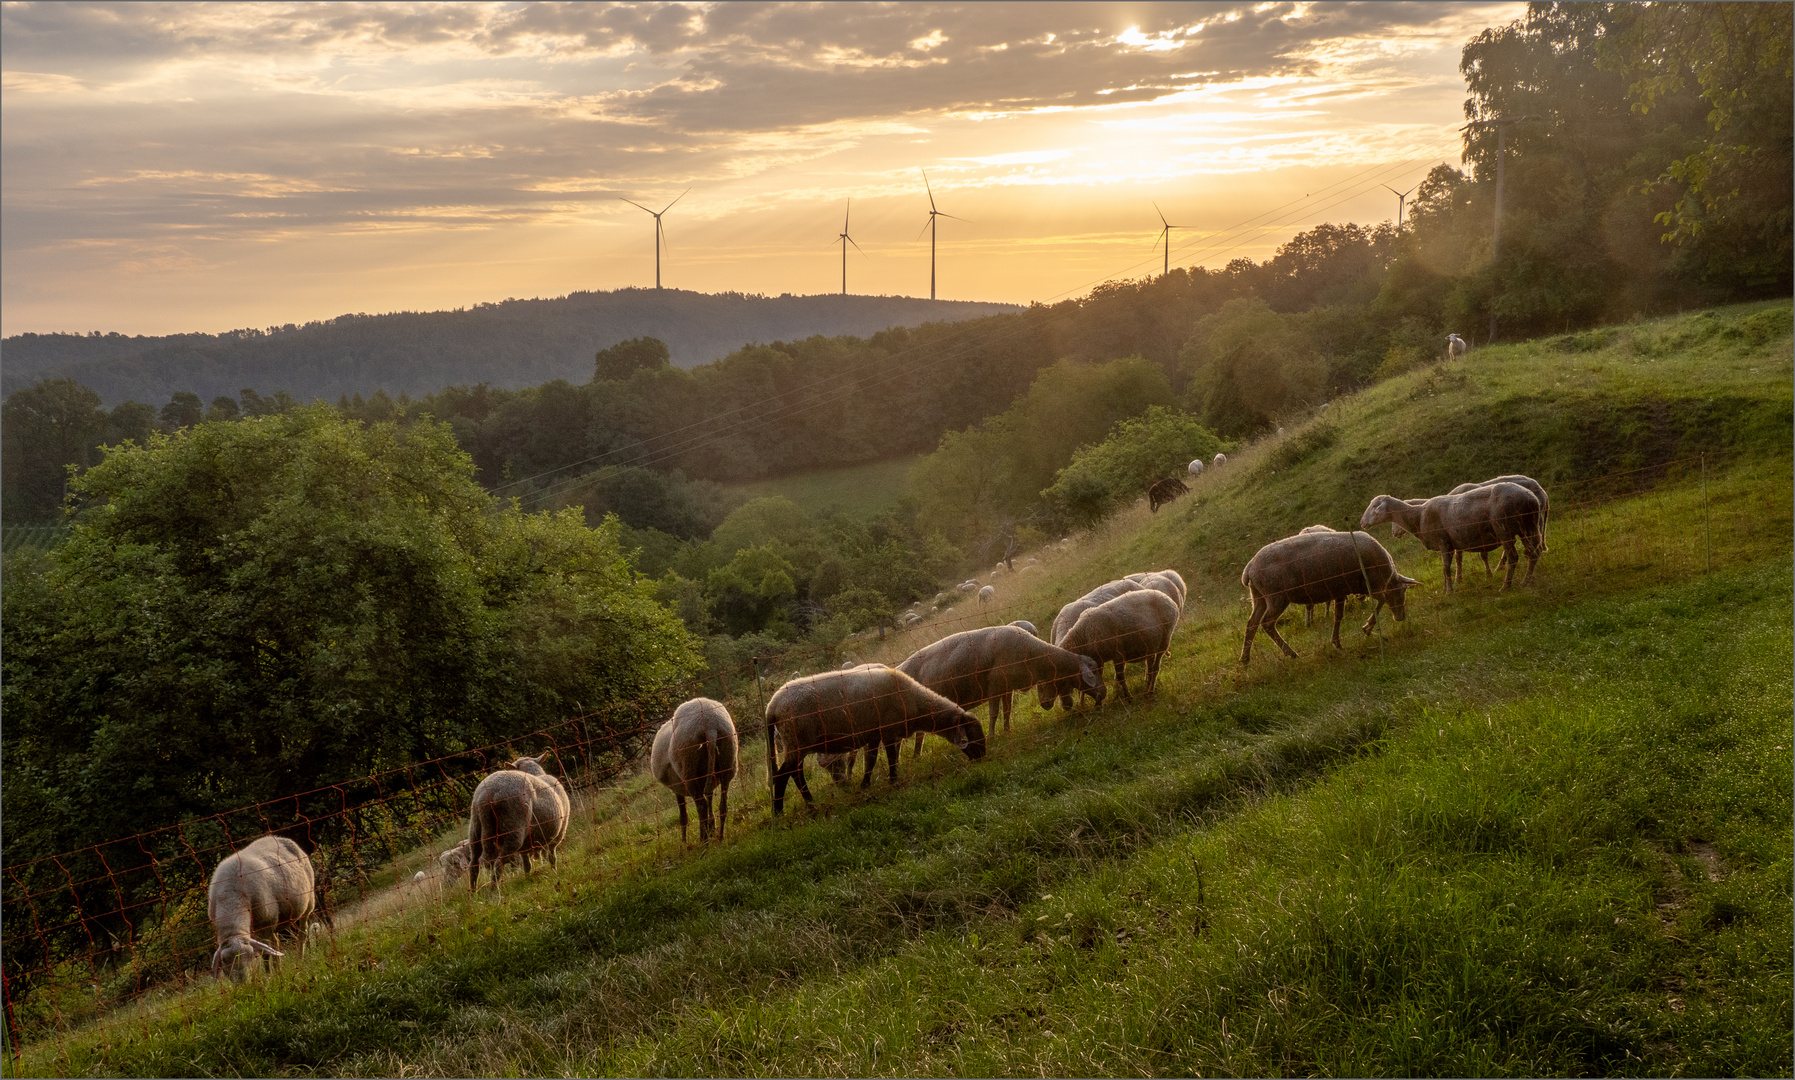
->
[9,303,1791,1077]
[726,454,923,518]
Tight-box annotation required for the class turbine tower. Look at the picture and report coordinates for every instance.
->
[620,189,689,289]
[836,199,866,296]
[1382,183,1417,229]
[1154,202,1189,277]
[918,169,966,300]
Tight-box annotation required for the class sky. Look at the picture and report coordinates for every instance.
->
[0,1,1524,337]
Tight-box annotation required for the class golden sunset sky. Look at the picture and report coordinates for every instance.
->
[1,1,1524,336]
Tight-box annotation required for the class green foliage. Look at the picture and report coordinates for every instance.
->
[1041,406,1223,528]
[1181,297,1330,435]
[705,543,799,637]
[0,378,158,522]
[555,465,738,540]
[909,357,1175,551]
[0,405,700,970]
[594,336,672,381]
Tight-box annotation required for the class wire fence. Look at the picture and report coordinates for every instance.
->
[3,448,1785,1071]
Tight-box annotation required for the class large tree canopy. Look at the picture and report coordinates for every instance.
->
[1,405,699,868]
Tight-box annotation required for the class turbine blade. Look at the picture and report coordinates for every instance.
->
[621,198,654,213]
[659,188,690,215]
[915,217,933,242]
[844,198,851,232]
[923,168,936,211]
[936,212,970,223]
[1154,201,1169,227]
[848,235,868,257]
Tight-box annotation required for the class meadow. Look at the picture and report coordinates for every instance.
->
[7,302,1790,1077]
[726,454,924,519]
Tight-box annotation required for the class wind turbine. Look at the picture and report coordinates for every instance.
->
[1153,202,1190,277]
[1383,183,1417,229]
[835,199,866,296]
[620,189,689,289]
[917,169,967,300]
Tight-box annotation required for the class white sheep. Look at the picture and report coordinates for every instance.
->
[1212,452,1228,468]
[208,836,315,983]
[978,584,995,608]
[1360,482,1544,592]
[651,697,739,843]
[1187,458,1205,478]
[1057,591,1181,702]
[1447,334,1468,359]
[464,753,568,896]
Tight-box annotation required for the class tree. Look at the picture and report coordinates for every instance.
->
[594,336,672,382]
[158,390,203,429]
[1041,406,1224,527]
[1180,298,1328,436]
[0,379,106,520]
[1,405,699,931]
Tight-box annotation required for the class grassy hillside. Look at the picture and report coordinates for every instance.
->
[726,455,923,519]
[11,302,1790,1077]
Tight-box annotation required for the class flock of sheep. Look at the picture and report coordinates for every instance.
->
[201,468,1547,987]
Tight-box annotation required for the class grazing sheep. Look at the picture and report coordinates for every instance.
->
[440,839,472,875]
[764,667,986,815]
[1187,458,1205,478]
[1442,475,1551,581]
[899,625,1103,741]
[1240,529,1418,663]
[208,836,315,983]
[1124,569,1187,609]
[465,754,567,896]
[1447,333,1468,359]
[1147,476,1190,513]
[1056,590,1181,702]
[903,611,923,626]
[651,697,739,843]
[957,580,978,592]
[978,584,995,608]
[1296,525,1337,624]
[1051,578,1145,645]
[1212,452,1228,468]
[413,870,427,883]
[1010,619,1038,636]
[1360,482,1543,592]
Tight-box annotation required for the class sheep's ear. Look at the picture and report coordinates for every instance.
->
[211,947,224,977]
[249,938,284,957]
[1395,575,1419,587]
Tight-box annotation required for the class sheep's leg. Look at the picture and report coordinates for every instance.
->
[1361,598,1385,635]
[771,752,812,816]
[861,742,879,789]
[1144,652,1162,696]
[1241,593,1268,664]
[677,793,689,844]
[987,698,1002,736]
[1002,693,1014,733]
[1260,599,1298,659]
[716,784,729,843]
[1453,549,1463,585]
[1113,659,1131,701]
[1440,549,1456,594]
[911,732,925,759]
[1304,603,1315,626]
[1484,550,1497,578]
[1500,539,1518,589]
[885,739,901,784]
[1331,597,1346,649]
[696,793,713,842]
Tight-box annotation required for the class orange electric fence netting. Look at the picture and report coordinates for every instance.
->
[2,449,1780,1067]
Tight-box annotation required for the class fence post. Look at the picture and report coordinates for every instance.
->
[1701,452,1711,573]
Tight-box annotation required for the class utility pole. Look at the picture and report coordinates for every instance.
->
[1462,116,1538,343]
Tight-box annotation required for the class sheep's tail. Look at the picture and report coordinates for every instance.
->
[697,729,715,793]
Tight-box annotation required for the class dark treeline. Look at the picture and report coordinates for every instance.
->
[0,290,1021,407]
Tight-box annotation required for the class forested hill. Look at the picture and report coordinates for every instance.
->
[0,290,1020,407]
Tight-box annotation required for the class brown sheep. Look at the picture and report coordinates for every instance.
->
[652,698,739,843]
[1240,529,1418,663]
[1361,481,1543,592]
[898,624,1103,740]
[1055,589,1181,702]
[1443,475,1551,582]
[764,667,985,816]
[1148,476,1189,512]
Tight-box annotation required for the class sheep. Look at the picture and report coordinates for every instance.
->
[1009,619,1038,636]
[1212,452,1228,468]
[898,625,1103,743]
[1056,589,1181,702]
[764,667,986,815]
[1051,578,1145,645]
[651,697,739,843]
[208,835,315,983]
[1147,476,1190,513]
[1296,525,1337,624]
[957,580,978,592]
[1360,482,1543,592]
[1124,569,1187,609]
[978,584,995,608]
[440,839,472,875]
[1447,333,1468,359]
[1240,529,1418,663]
[1187,458,1205,478]
[1442,475,1551,582]
[464,754,567,896]
[903,611,923,626]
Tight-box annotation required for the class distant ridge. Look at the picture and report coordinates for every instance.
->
[1,289,1022,407]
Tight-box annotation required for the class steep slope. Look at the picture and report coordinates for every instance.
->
[14,302,1790,1078]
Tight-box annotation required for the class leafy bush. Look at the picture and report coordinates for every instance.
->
[1041,407,1224,527]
